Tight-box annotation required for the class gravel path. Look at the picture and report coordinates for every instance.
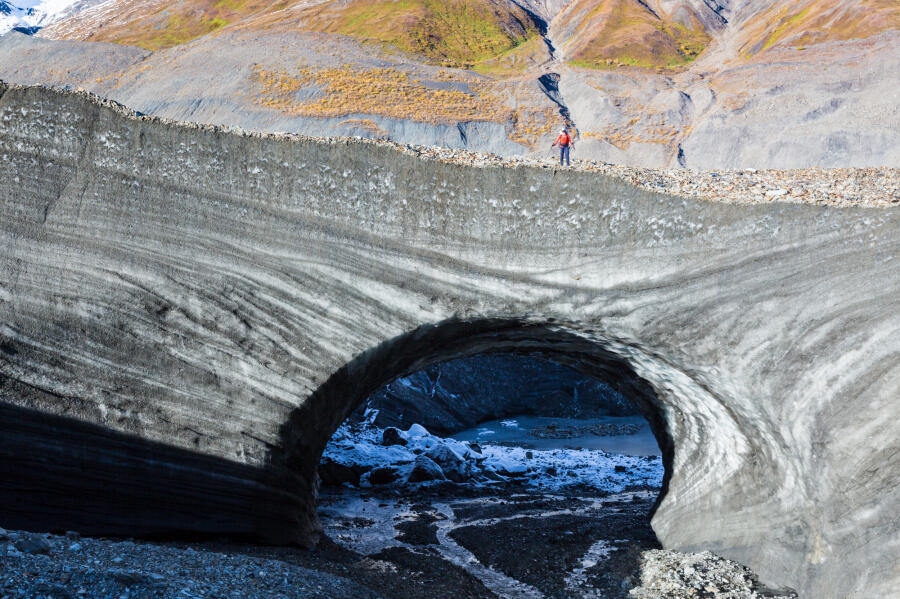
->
[380,143,899,208]
[6,82,895,209]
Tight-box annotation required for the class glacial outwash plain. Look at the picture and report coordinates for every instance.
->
[1,80,899,598]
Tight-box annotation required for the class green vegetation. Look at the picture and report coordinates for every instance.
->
[565,0,711,71]
[302,0,540,68]
[85,0,278,51]
[118,12,231,51]
[251,64,556,146]
[743,0,900,57]
[761,7,811,51]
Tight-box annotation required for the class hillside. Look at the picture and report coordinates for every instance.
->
[553,0,717,69]
[0,0,897,168]
[300,0,540,68]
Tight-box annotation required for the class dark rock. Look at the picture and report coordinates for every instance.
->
[31,583,72,599]
[525,451,533,459]
[615,465,628,473]
[369,467,399,485]
[497,467,527,478]
[425,445,470,483]
[355,354,638,435]
[408,456,446,483]
[482,469,505,482]
[467,442,482,454]
[381,427,407,446]
[108,568,160,586]
[15,533,51,554]
[350,464,373,477]
[318,458,360,487]
[0,527,8,540]
[545,466,557,475]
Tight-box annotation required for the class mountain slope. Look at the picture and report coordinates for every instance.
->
[736,0,900,57]
[0,0,82,35]
[553,0,717,69]
[39,0,542,65]
[1,0,897,168]
[41,0,287,50]
[300,0,540,68]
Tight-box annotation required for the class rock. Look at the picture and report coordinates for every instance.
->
[407,456,446,483]
[359,354,638,434]
[108,568,159,586]
[350,464,373,477]
[30,583,73,599]
[425,444,471,483]
[467,442,483,454]
[615,465,628,473]
[15,533,51,554]
[495,467,527,478]
[525,451,533,459]
[368,467,398,485]
[380,427,407,446]
[68,542,83,552]
[0,527,8,540]
[405,424,431,438]
[318,458,360,487]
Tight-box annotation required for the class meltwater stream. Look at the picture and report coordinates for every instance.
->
[318,416,664,598]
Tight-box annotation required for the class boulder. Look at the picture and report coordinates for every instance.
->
[381,427,407,446]
[407,456,446,483]
[15,533,51,554]
[425,444,471,483]
[369,467,399,485]
[405,424,431,438]
[317,458,360,487]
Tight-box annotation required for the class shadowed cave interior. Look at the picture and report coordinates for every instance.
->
[315,351,668,598]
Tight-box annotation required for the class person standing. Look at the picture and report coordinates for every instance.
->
[552,128,574,166]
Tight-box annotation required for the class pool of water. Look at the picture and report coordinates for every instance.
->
[451,415,660,456]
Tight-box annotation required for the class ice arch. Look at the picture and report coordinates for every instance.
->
[0,81,898,597]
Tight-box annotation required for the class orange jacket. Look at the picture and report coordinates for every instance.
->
[553,132,573,147]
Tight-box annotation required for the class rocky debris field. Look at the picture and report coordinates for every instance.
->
[1,494,797,599]
[383,143,900,209]
[526,421,643,440]
[630,551,798,599]
[318,422,663,491]
[0,527,378,599]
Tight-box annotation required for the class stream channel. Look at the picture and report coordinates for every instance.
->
[317,415,663,599]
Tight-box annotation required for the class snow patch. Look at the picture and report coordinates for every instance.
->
[0,0,80,35]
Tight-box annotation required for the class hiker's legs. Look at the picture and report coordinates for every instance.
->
[563,146,570,166]
[559,147,565,165]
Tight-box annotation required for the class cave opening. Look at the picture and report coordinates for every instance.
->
[314,350,666,599]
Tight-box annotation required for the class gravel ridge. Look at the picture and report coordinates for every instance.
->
[2,80,897,209]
